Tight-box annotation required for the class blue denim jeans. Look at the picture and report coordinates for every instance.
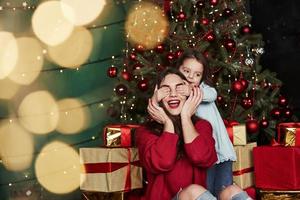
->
[206,161,233,197]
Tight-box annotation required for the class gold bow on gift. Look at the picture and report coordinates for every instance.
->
[284,128,297,146]
[106,128,122,147]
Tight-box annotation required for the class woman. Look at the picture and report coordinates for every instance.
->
[136,68,217,200]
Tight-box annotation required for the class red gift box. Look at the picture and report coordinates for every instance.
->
[104,124,140,147]
[277,122,300,146]
[253,146,300,190]
[244,187,256,200]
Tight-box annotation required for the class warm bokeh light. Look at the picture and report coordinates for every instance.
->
[0,32,18,79]
[61,0,106,26]
[35,141,81,194]
[56,98,90,134]
[0,78,21,99]
[47,27,93,68]
[32,1,74,46]
[18,91,59,134]
[0,120,34,171]
[125,1,169,50]
[8,37,44,85]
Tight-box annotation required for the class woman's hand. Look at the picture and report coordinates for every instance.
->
[181,86,203,118]
[147,98,170,124]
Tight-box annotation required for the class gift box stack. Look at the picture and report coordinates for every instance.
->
[253,122,300,200]
[80,124,143,200]
[226,121,257,199]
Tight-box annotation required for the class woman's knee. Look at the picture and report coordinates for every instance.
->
[179,184,207,200]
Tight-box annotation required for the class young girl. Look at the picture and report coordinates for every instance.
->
[175,49,237,197]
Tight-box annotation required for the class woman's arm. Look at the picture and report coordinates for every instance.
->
[184,120,217,168]
[136,127,178,174]
[201,82,217,102]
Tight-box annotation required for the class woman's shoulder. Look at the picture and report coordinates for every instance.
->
[194,118,213,130]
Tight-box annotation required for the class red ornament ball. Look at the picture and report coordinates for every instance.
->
[107,66,117,78]
[203,51,210,58]
[210,0,219,6]
[260,118,269,128]
[175,49,183,58]
[133,63,143,70]
[136,44,144,52]
[156,63,166,72]
[232,80,245,93]
[201,18,209,25]
[129,52,137,61]
[121,71,132,81]
[205,32,216,42]
[196,0,205,9]
[217,95,224,104]
[241,97,253,109]
[241,25,252,34]
[284,108,292,118]
[240,78,249,90]
[246,119,259,134]
[155,44,164,53]
[278,95,288,107]
[222,8,233,17]
[138,79,149,92]
[177,11,186,21]
[224,39,236,52]
[271,107,281,119]
[115,84,128,96]
[167,52,175,62]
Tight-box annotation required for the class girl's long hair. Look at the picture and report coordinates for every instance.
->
[145,68,199,157]
[175,48,214,87]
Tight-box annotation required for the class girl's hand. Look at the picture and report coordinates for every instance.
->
[181,86,203,118]
[176,82,191,97]
[152,85,170,104]
[147,98,170,124]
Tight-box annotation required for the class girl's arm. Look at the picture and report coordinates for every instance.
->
[200,82,217,102]
[181,87,203,143]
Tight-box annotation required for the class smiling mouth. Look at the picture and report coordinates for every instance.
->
[167,100,180,109]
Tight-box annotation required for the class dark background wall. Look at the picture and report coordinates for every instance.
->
[249,0,300,118]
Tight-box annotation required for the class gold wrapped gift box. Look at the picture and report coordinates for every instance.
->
[80,147,143,192]
[232,142,256,189]
[260,190,300,200]
[81,191,125,200]
[226,124,247,146]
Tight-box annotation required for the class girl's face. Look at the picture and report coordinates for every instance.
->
[179,58,204,86]
[159,73,187,116]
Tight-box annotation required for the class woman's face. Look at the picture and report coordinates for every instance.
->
[179,58,204,86]
[159,73,187,116]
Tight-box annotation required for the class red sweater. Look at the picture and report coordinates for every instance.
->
[136,119,217,200]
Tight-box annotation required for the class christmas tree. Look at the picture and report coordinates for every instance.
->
[107,0,297,143]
